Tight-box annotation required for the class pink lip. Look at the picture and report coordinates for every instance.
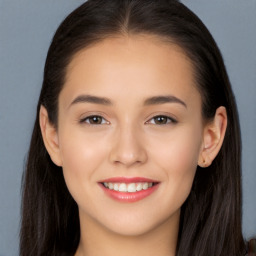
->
[100,176,158,183]
[98,177,160,203]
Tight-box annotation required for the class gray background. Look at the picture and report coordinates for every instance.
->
[0,1,255,255]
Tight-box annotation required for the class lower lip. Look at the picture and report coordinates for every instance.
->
[99,183,159,203]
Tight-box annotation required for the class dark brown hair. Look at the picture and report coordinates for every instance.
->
[20,0,246,255]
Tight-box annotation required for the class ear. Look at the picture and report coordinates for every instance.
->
[39,105,63,167]
[198,106,227,168]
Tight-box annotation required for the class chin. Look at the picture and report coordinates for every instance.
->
[96,208,181,237]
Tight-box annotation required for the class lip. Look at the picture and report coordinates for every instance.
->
[98,177,160,203]
[99,176,158,183]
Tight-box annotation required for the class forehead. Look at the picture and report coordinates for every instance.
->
[61,34,200,107]
[66,34,195,79]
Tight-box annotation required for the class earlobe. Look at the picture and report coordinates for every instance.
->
[198,106,227,168]
[39,105,63,167]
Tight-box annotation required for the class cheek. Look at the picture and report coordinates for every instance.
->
[58,128,109,197]
[151,125,202,168]
[59,126,108,168]
[149,126,202,205]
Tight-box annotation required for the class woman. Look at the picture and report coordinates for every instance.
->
[20,0,248,255]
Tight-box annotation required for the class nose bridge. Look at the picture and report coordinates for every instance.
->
[109,121,147,167]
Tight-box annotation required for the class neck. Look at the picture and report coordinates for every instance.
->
[75,209,180,256]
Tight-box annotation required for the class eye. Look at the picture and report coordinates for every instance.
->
[146,115,177,125]
[80,115,109,125]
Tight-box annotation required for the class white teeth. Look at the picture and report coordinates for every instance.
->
[142,183,148,190]
[127,183,136,192]
[119,183,127,192]
[103,182,155,192]
[136,183,143,191]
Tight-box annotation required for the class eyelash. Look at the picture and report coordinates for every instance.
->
[146,115,178,125]
[79,115,109,125]
[79,115,177,125]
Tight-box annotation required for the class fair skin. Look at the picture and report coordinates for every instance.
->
[40,35,227,256]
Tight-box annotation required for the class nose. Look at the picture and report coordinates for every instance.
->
[109,125,148,168]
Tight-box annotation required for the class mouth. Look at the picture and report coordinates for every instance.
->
[101,181,158,192]
[98,177,160,202]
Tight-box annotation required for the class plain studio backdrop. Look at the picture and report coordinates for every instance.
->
[0,1,255,255]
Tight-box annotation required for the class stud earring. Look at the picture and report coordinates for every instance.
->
[199,158,208,168]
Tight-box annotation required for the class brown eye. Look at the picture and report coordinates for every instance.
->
[88,116,102,124]
[80,115,108,125]
[154,116,168,124]
[147,115,177,125]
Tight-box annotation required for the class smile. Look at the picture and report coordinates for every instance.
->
[103,182,154,192]
[99,177,160,202]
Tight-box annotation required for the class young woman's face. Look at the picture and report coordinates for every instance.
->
[56,35,205,236]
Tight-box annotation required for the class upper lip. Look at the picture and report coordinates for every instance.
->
[99,177,159,183]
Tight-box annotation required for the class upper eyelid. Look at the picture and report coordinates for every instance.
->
[146,112,178,121]
[79,111,108,120]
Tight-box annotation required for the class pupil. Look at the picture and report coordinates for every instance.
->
[156,116,167,124]
[91,116,101,124]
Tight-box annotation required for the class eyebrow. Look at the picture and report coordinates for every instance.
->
[144,95,187,108]
[69,95,112,107]
[69,94,187,108]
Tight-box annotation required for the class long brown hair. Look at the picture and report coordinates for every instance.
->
[20,0,246,255]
